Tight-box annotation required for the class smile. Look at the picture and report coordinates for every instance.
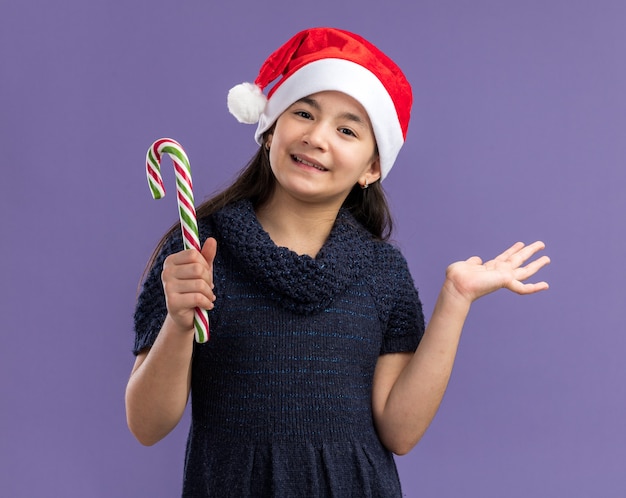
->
[292,155,327,171]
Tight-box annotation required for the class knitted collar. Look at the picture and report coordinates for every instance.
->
[214,199,375,314]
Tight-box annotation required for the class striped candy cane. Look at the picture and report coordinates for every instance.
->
[146,138,209,343]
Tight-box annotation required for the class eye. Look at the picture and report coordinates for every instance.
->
[339,127,357,137]
[294,110,313,119]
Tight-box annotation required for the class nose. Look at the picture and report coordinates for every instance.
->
[302,122,329,150]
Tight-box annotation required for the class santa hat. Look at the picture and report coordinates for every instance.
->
[227,27,412,181]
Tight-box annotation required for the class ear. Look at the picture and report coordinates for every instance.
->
[361,156,381,186]
[264,131,274,149]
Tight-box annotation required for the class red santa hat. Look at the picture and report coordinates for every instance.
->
[227,27,412,181]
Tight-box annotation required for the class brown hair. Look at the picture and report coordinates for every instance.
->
[143,136,394,274]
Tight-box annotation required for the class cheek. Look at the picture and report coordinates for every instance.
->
[268,148,277,172]
[267,144,289,179]
[348,147,377,174]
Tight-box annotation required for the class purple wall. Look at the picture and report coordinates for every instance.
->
[2,1,624,496]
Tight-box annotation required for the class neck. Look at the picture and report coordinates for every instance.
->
[255,193,342,258]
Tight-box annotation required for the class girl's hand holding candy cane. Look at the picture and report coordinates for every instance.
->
[161,238,217,336]
[146,138,211,343]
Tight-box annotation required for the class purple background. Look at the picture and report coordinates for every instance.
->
[2,1,624,496]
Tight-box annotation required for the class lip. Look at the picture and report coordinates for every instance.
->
[291,154,328,172]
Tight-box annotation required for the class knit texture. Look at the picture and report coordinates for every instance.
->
[134,199,425,497]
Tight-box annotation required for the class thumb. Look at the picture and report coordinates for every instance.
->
[201,237,217,266]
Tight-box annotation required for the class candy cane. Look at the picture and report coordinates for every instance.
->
[146,138,209,343]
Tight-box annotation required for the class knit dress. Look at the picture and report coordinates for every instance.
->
[133,200,425,497]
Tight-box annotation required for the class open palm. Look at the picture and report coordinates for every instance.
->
[445,241,550,303]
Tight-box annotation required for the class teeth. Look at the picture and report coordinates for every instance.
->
[294,156,325,170]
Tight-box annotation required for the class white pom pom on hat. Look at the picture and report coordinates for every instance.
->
[227,82,267,124]
[226,27,413,181]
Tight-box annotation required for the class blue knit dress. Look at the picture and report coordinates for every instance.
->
[134,200,425,497]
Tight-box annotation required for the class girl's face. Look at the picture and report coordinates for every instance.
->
[266,91,380,209]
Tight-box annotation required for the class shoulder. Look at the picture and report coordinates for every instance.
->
[369,240,414,283]
[366,240,423,318]
[332,211,415,287]
[372,239,407,263]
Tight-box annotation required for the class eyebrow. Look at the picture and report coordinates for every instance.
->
[296,97,368,128]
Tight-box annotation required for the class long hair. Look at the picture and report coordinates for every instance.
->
[142,138,394,274]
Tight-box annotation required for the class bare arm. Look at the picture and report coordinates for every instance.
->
[372,241,550,455]
[125,238,217,446]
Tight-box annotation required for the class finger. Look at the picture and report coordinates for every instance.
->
[165,275,213,294]
[201,238,217,291]
[516,240,546,260]
[507,279,550,295]
[508,242,547,271]
[514,255,551,281]
[202,238,217,268]
[165,247,208,267]
[500,241,547,270]
[161,253,215,306]
[166,288,215,313]
[162,259,210,282]
[494,241,526,262]
[466,256,483,265]
[164,278,215,308]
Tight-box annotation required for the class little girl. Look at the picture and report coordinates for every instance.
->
[126,27,549,497]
